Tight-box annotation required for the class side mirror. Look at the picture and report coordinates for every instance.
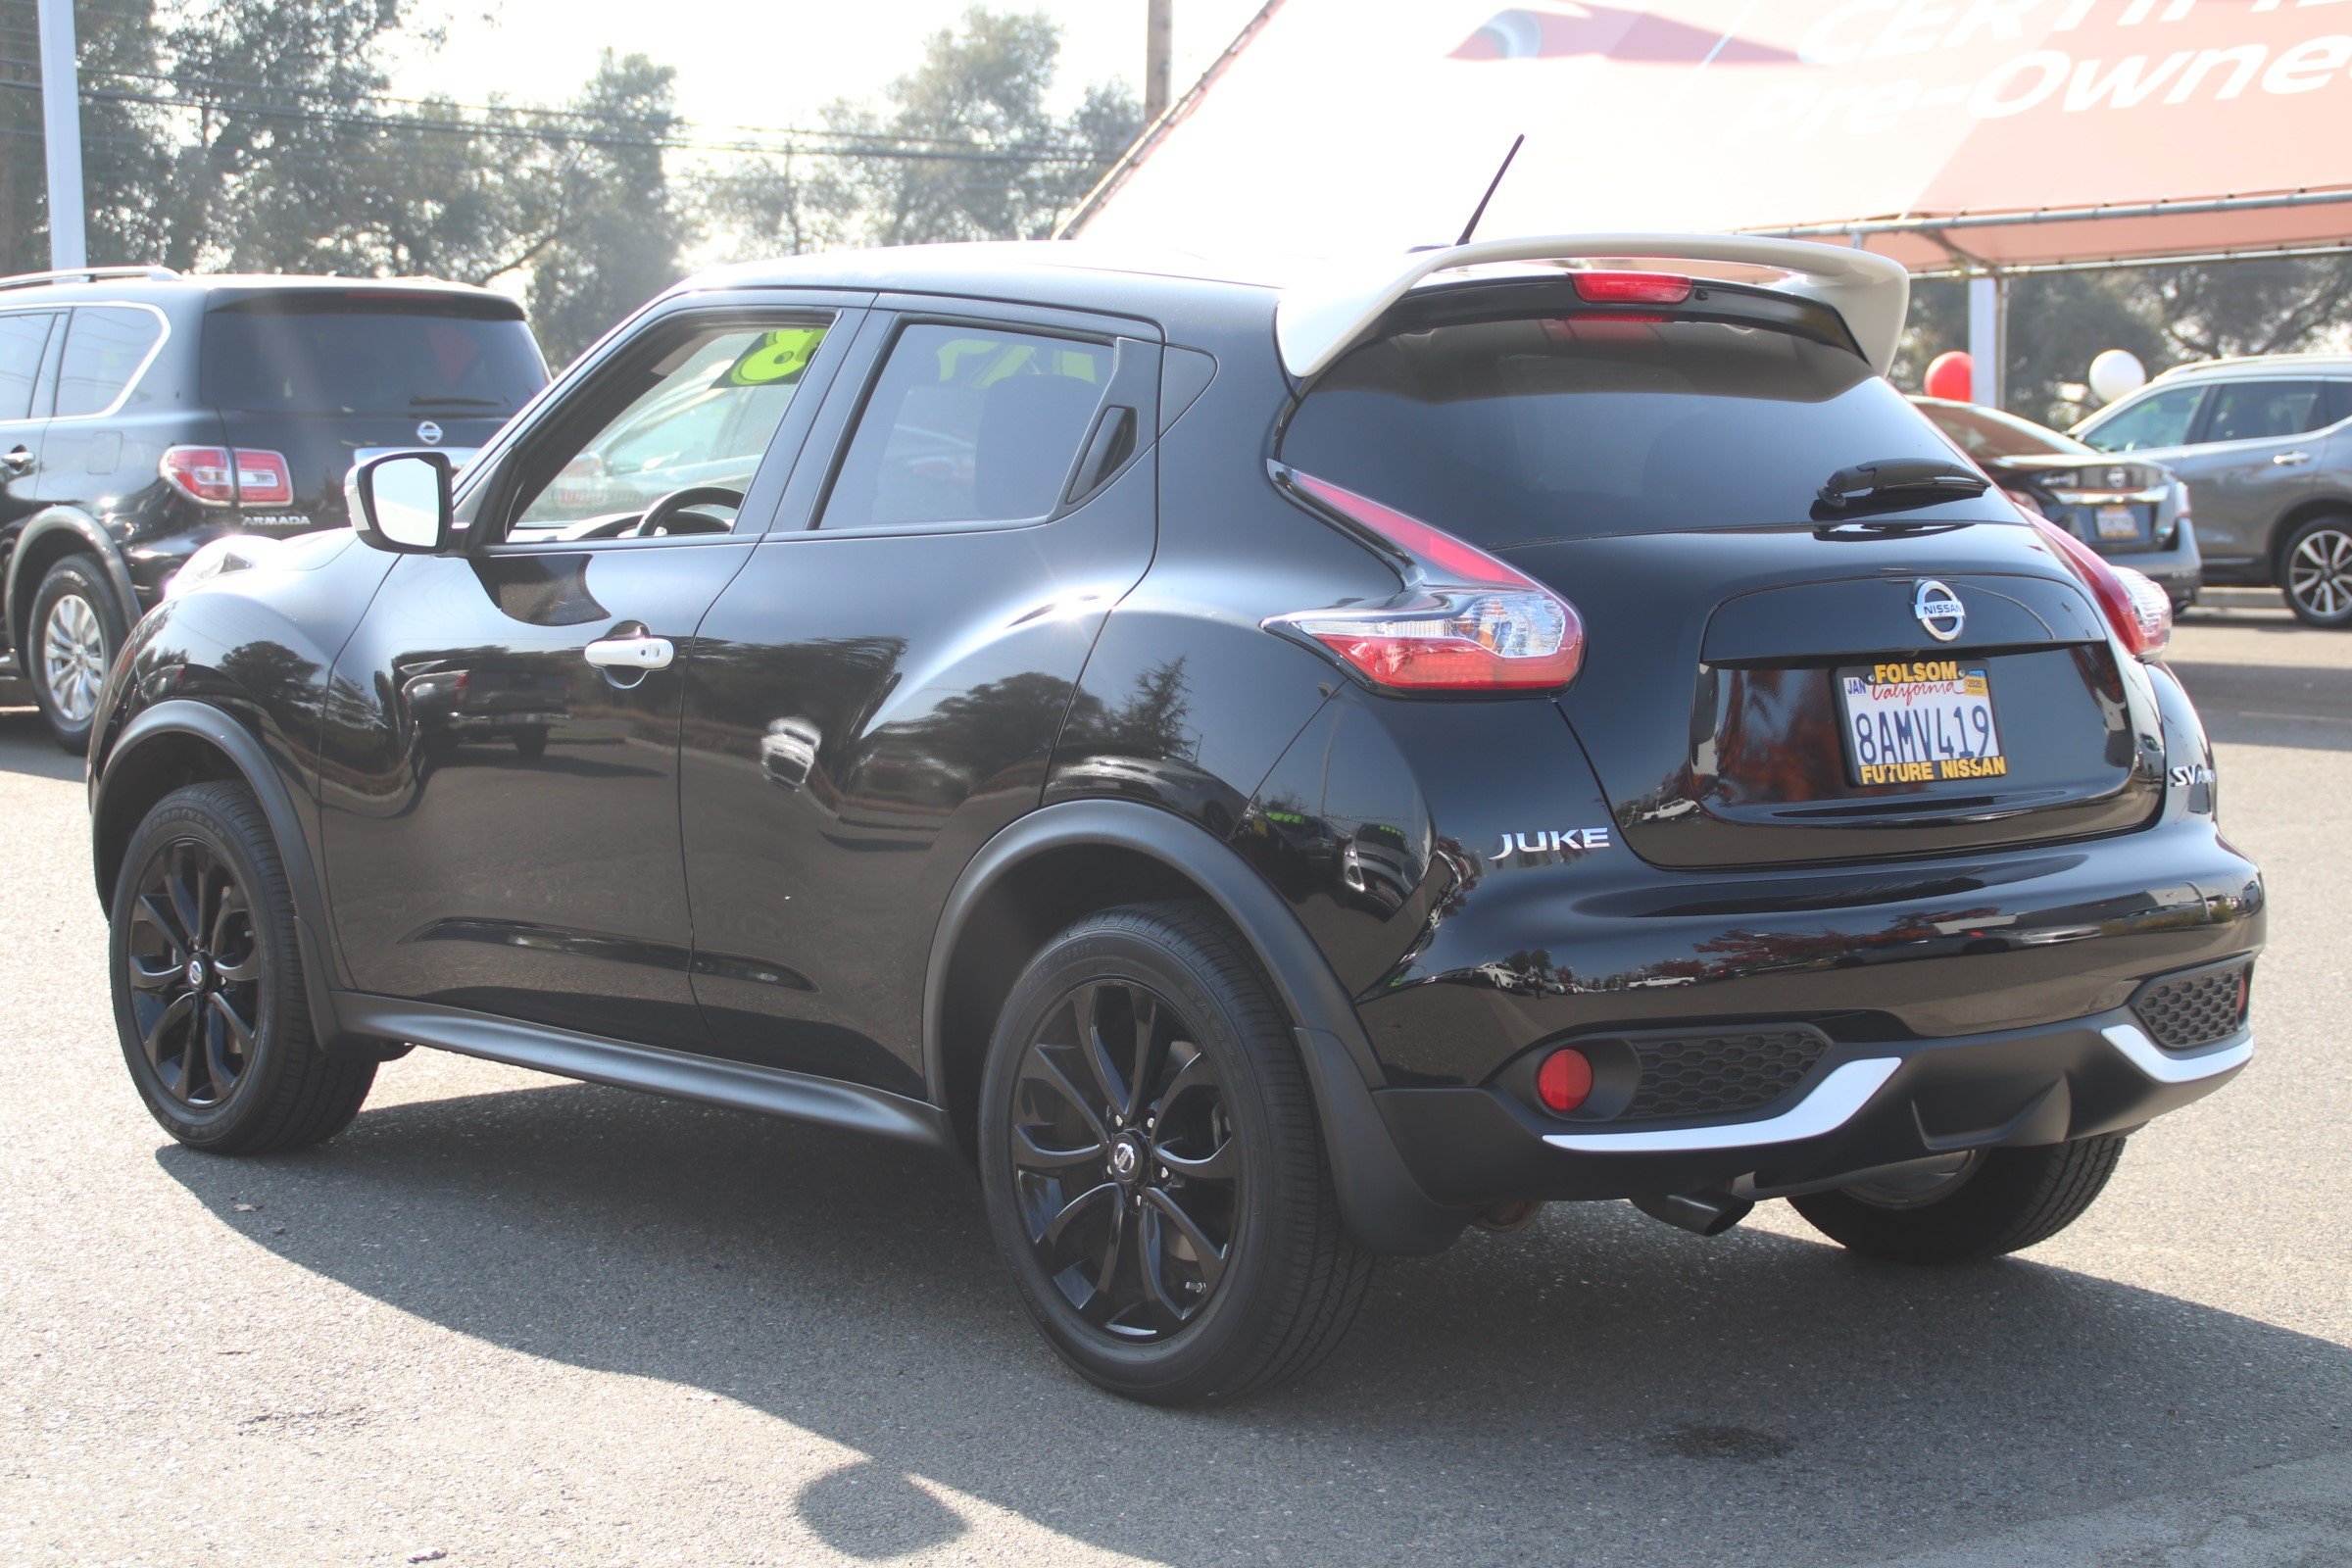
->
[348,452,456,554]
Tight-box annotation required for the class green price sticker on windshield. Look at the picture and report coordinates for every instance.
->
[729,327,823,386]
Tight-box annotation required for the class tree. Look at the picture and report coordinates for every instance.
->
[522,52,690,366]
[0,0,173,275]
[1898,257,2352,429]
[710,5,1142,259]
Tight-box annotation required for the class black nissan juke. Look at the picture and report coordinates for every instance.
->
[86,236,2264,1404]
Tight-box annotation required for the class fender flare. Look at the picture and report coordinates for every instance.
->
[90,698,368,1059]
[8,508,139,644]
[923,799,1469,1254]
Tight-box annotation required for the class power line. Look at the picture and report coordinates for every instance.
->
[0,78,1110,164]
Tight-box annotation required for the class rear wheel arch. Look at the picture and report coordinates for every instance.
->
[7,511,136,655]
[924,800,1470,1254]
[2269,497,2352,583]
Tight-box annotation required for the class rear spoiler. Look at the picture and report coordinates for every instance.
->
[1275,233,1910,381]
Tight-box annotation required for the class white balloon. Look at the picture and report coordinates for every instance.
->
[2088,349,2147,406]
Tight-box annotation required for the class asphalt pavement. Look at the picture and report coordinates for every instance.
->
[2,592,2347,1567]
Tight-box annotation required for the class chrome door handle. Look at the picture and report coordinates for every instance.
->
[0,446,32,475]
[584,634,673,671]
[2273,450,2313,466]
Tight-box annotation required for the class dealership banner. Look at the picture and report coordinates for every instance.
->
[1074,0,2352,268]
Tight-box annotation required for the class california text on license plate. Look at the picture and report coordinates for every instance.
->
[1838,660,2009,786]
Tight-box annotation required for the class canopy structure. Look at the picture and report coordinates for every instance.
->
[1068,0,2352,401]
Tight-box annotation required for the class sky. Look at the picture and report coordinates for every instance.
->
[387,0,1269,128]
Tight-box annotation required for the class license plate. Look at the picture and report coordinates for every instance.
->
[2095,505,2139,540]
[1838,661,2008,786]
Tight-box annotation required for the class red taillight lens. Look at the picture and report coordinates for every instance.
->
[2032,515,2170,659]
[160,445,294,508]
[1537,1049,1593,1113]
[159,446,235,506]
[1268,469,1586,693]
[1571,270,1693,305]
[232,448,293,506]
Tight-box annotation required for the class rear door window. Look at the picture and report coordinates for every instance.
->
[820,323,1111,530]
[54,306,164,417]
[2082,386,2205,453]
[1279,316,1977,545]
[2199,380,2329,444]
[0,312,55,419]
[201,297,546,416]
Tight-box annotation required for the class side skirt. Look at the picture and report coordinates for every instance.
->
[334,995,955,1150]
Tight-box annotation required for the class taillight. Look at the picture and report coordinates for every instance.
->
[1266,468,1586,692]
[159,445,293,508]
[2032,515,2171,659]
[159,446,235,506]
[232,449,293,506]
[1570,270,1693,305]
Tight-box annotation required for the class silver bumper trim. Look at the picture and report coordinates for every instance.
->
[1541,1057,1902,1153]
[2101,1022,2253,1084]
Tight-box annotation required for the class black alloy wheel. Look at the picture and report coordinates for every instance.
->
[124,836,265,1108]
[1006,978,1239,1340]
[978,902,1373,1404]
[110,781,377,1152]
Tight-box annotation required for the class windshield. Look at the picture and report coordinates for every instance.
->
[201,299,547,416]
[1917,399,2092,460]
[1280,316,1984,546]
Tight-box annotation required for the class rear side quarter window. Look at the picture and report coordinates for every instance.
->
[54,307,163,417]
[0,312,55,419]
[820,322,1111,531]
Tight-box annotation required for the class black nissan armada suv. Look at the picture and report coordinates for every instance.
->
[0,266,547,750]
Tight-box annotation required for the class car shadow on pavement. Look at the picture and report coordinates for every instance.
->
[0,708,86,781]
[2168,662,2352,752]
[156,1077,2352,1567]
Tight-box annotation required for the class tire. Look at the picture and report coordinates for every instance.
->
[109,781,375,1153]
[2279,513,2352,628]
[27,554,128,754]
[977,901,1373,1404]
[1788,1135,2127,1264]
[512,727,549,760]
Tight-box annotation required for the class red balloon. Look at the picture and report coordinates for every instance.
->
[1924,351,1974,402]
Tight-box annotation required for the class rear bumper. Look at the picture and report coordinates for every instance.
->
[1376,1004,2251,1205]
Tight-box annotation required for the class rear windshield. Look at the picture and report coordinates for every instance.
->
[201,298,547,416]
[1918,399,2092,460]
[1280,316,1981,545]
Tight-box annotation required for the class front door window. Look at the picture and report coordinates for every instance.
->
[505,321,832,540]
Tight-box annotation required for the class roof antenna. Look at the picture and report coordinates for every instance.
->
[1454,133,1525,248]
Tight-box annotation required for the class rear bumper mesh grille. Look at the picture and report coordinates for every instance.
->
[2132,962,2251,1051]
[1622,1028,1828,1123]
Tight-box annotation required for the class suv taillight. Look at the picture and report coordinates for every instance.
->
[160,446,235,506]
[1265,468,1586,692]
[2033,515,2171,659]
[160,445,293,508]
[233,449,293,505]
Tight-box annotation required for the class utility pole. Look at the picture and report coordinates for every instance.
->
[1146,0,1173,122]
[37,0,87,270]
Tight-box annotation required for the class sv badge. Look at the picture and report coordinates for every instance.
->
[1490,827,1613,861]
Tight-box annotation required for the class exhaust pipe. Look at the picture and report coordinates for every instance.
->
[1632,1191,1754,1237]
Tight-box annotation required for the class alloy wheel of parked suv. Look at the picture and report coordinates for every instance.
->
[978,905,1372,1403]
[109,782,376,1152]
[2281,514,2352,627]
[28,556,125,753]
